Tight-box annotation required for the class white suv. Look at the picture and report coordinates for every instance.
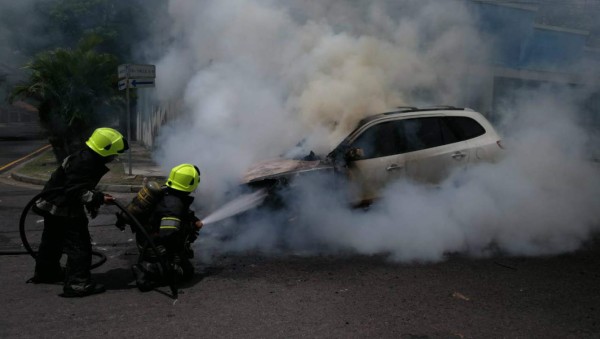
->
[243,106,503,205]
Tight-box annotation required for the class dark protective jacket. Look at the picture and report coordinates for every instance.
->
[137,188,199,259]
[34,149,109,217]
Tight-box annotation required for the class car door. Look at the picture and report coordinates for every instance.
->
[345,120,408,202]
[403,117,472,184]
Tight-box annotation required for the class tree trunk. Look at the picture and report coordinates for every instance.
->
[48,136,69,163]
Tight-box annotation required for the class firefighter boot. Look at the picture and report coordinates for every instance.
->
[132,263,160,292]
[61,282,106,298]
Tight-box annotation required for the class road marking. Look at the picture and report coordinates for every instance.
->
[0,144,51,172]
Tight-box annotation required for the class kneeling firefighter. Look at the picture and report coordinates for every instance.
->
[30,127,128,297]
[117,163,203,291]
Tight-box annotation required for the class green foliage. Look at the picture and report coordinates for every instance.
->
[10,35,123,161]
[0,0,155,62]
[47,0,151,60]
[50,0,122,53]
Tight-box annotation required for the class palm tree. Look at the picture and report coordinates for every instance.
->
[10,35,123,162]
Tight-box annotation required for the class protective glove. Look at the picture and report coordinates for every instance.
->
[155,244,168,257]
[188,228,199,243]
[115,212,127,231]
[84,191,105,218]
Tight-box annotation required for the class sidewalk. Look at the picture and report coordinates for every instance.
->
[10,141,166,193]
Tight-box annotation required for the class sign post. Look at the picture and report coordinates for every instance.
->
[118,64,156,175]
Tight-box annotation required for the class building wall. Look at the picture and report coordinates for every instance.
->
[472,1,537,68]
[468,0,599,130]
[521,25,588,72]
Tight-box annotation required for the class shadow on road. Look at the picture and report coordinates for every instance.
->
[93,267,137,291]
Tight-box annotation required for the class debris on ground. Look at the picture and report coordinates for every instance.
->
[452,292,470,301]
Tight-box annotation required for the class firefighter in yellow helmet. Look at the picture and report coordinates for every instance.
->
[130,163,203,291]
[30,127,128,297]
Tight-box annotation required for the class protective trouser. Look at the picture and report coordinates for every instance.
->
[35,214,92,286]
[133,254,194,292]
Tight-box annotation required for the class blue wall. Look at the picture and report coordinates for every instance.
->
[520,27,587,72]
[471,1,589,72]
[473,2,536,68]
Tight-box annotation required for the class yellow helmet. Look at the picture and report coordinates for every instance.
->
[86,127,129,157]
[166,164,200,192]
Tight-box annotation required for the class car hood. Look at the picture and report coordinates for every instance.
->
[242,158,332,183]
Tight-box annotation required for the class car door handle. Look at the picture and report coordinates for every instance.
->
[451,152,466,160]
[386,164,403,171]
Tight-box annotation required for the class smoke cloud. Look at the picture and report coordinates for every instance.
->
[153,0,485,195]
[286,88,600,261]
[0,0,57,84]
[149,0,600,262]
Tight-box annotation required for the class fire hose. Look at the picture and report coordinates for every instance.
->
[12,188,178,299]
[4,186,268,298]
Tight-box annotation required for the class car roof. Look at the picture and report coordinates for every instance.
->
[357,106,473,126]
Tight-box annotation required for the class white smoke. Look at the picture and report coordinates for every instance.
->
[149,0,600,262]
[152,0,485,198]
[195,87,600,262]
[292,88,600,261]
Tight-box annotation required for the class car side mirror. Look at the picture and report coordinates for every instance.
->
[345,147,364,161]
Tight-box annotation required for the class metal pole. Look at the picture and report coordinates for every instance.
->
[126,78,132,175]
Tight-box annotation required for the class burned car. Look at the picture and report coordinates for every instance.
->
[243,106,504,207]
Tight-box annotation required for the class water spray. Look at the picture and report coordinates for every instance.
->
[200,189,268,225]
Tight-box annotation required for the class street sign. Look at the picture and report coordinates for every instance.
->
[118,79,127,91]
[117,63,156,176]
[118,64,156,79]
[118,78,155,91]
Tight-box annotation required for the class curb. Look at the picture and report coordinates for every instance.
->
[10,171,144,193]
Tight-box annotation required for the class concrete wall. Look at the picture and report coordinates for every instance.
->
[0,105,37,123]
[135,88,182,148]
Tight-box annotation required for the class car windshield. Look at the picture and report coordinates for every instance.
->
[282,139,321,161]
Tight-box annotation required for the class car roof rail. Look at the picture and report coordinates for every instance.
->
[380,107,417,115]
[364,105,469,125]
[396,106,418,111]
[383,105,465,115]
[420,105,462,110]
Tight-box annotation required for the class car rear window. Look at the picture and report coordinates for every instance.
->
[444,117,486,141]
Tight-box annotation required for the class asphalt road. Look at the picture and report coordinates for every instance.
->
[1,139,599,338]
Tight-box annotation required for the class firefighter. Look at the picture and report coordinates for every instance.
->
[130,163,203,292]
[29,127,128,297]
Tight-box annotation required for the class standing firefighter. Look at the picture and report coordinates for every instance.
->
[121,163,203,292]
[30,127,128,297]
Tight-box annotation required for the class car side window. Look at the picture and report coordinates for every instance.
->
[402,117,444,152]
[349,116,479,159]
[444,117,486,141]
[439,118,459,144]
[350,121,402,159]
